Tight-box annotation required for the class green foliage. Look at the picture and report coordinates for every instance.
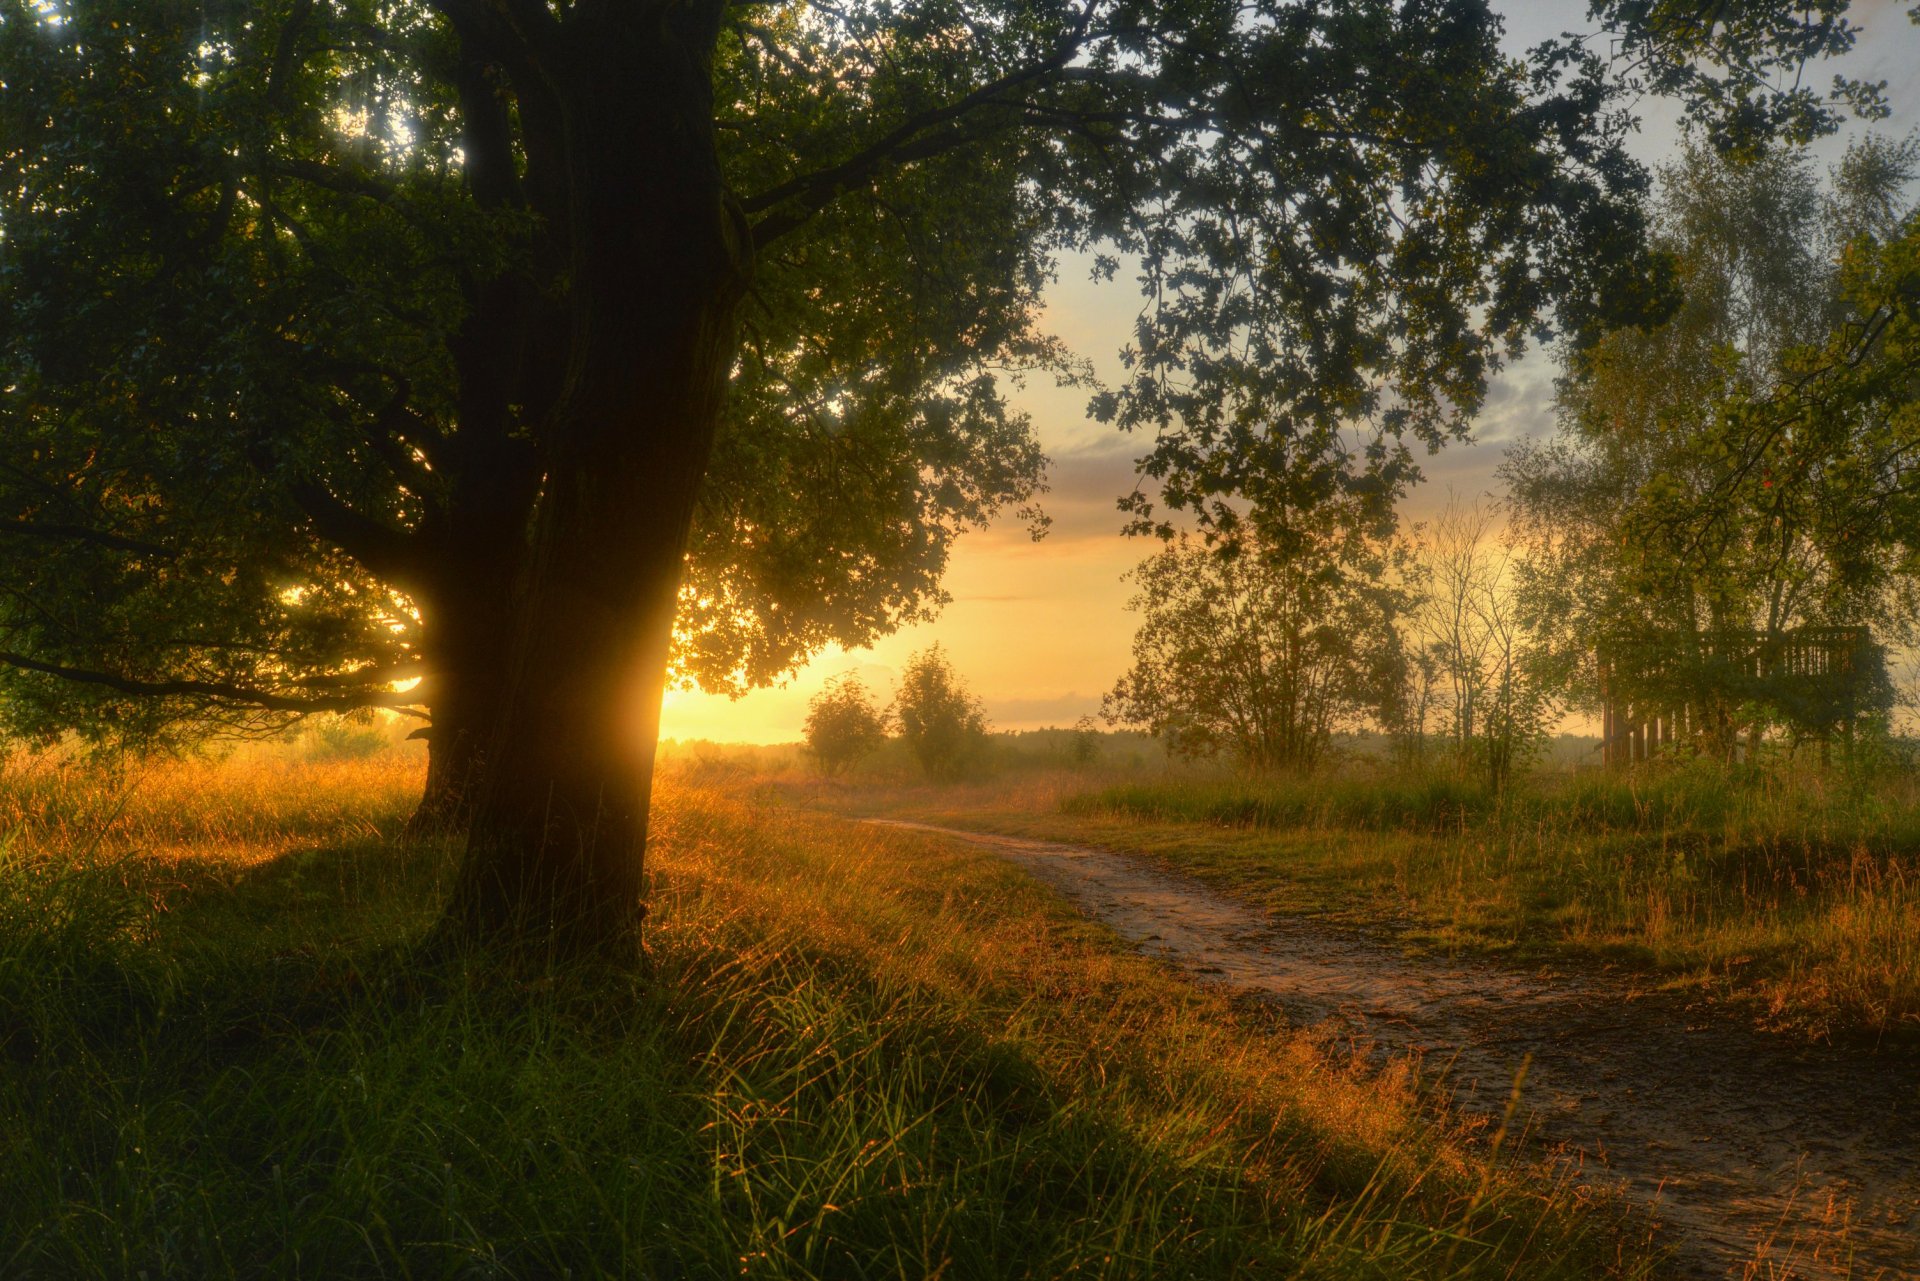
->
[0,0,1881,748]
[1744,207,1920,608]
[1069,771,1498,835]
[801,674,888,777]
[0,0,476,744]
[1107,528,1407,773]
[0,0,1055,741]
[892,646,988,782]
[1505,137,1920,750]
[1067,759,1919,839]
[1069,715,1102,767]
[1582,0,1897,157]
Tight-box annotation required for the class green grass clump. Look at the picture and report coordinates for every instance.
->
[0,756,1646,1279]
[1065,773,1494,834]
[1064,757,1920,843]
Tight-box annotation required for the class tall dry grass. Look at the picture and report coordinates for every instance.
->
[1032,760,1920,1038]
[0,753,1652,1278]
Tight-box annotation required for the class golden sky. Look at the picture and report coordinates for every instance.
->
[660,2,1920,745]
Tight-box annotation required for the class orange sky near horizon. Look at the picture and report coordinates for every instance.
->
[659,3,1920,746]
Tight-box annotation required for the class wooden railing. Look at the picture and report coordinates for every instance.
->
[1597,627,1871,767]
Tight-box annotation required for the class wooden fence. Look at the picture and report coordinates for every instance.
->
[1598,627,1871,767]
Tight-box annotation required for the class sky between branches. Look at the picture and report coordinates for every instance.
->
[659,0,1920,745]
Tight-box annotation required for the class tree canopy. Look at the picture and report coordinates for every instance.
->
[1505,136,1917,748]
[1105,527,1406,772]
[802,673,888,776]
[0,0,1894,943]
[0,0,1058,744]
[892,645,987,780]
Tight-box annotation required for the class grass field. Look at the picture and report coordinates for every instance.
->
[790,754,1920,1042]
[0,751,1653,1279]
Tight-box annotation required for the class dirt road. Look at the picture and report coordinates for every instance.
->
[866,820,1920,1280]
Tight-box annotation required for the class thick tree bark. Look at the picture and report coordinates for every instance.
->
[407,453,540,832]
[407,496,535,830]
[436,10,749,954]
[405,637,503,837]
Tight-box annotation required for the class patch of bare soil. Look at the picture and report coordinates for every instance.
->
[866,820,1920,1280]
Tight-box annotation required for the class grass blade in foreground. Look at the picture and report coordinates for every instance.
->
[0,757,1651,1277]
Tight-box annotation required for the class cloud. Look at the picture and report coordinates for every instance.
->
[982,692,1105,729]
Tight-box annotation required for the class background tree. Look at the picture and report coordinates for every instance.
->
[1105,522,1406,773]
[1504,137,1918,757]
[802,675,888,777]
[1386,644,1443,768]
[893,646,988,782]
[0,0,1884,948]
[1070,715,1102,768]
[1406,500,1562,788]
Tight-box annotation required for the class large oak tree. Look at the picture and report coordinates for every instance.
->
[0,0,1888,949]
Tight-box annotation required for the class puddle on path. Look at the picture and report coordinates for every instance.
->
[865,819,1920,1280]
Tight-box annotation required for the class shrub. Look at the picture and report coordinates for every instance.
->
[1070,715,1102,767]
[894,646,987,781]
[304,713,392,762]
[802,675,888,776]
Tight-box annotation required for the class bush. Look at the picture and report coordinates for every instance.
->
[303,713,392,762]
[894,646,987,781]
[802,675,888,776]
[1071,715,1102,767]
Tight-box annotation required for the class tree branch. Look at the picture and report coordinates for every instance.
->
[452,30,522,209]
[358,425,441,505]
[265,0,316,110]
[734,19,815,78]
[327,388,448,508]
[428,0,557,100]
[289,660,426,688]
[0,520,178,560]
[268,157,400,206]
[286,479,425,591]
[0,652,429,717]
[742,30,1092,250]
[748,125,1012,249]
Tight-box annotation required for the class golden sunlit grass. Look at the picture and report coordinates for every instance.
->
[0,752,1651,1278]
[0,749,423,862]
[804,758,1920,1041]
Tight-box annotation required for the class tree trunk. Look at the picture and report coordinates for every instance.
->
[408,658,501,834]
[436,14,748,955]
[405,459,540,833]
[411,727,472,834]
[407,529,530,833]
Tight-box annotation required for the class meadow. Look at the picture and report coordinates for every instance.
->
[789,741,1920,1042]
[0,747,1654,1279]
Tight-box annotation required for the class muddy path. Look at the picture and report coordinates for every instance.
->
[865,820,1920,1280]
